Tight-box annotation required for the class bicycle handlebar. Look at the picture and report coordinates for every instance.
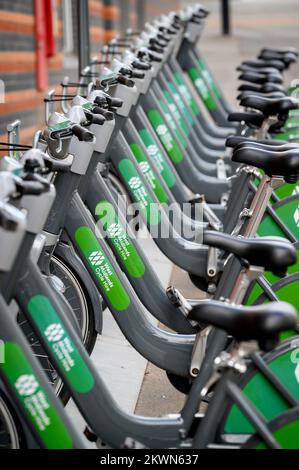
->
[92,107,115,121]
[15,178,49,196]
[71,124,94,142]
[131,59,152,71]
[117,75,135,87]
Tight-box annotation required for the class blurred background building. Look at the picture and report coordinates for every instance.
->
[0,0,182,142]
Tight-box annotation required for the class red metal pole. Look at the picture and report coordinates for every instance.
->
[34,0,48,91]
[45,0,57,57]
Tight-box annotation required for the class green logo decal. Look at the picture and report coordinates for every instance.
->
[48,120,71,132]
[129,143,168,203]
[82,101,94,110]
[95,200,145,278]
[167,81,194,127]
[174,73,200,116]
[147,109,184,163]
[0,342,73,448]
[197,58,221,99]
[162,90,190,137]
[75,227,131,310]
[118,158,161,225]
[159,99,188,148]
[138,128,176,188]
[188,67,217,110]
[28,295,94,394]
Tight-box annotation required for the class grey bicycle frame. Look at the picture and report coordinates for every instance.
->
[0,193,85,449]
[129,104,226,217]
[121,120,208,235]
[177,33,233,128]
[106,43,230,204]
[85,162,196,334]
[5,170,251,449]
[109,132,213,277]
[12,230,278,449]
[65,189,195,376]
[9,183,277,449]
[153,67,226,171]
[38,125,197,375]
[136,87,230,202]
[0,293,86,449]
[70,67,293,338]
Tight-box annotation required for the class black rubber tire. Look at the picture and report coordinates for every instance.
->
[0,390,24,448]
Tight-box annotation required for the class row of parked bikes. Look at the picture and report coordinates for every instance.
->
[1,2,299,449]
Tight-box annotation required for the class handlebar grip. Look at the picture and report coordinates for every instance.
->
[148,44,164,54]
[89,113,106,125]
[171,23,180,31]
[44,158,71,173]
[117,75,135,87]
[149,52,162,63]
[132,60,151,71]
[16,180,48,196]
[157,34,170,44]
[94,95,108,107]
[131,70,145,79]
[109,97,124,108]
[72,124,94,142]
[92,107,115,121]
[166,27,177,35]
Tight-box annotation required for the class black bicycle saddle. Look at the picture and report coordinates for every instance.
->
[240,95,298,117]
[232,146,299,183]
[188,300,297,350]
[238,65,283,75]
[240,59,285,72]
[261,47,298,57]
[239,71,283,85]
[226,135,288,148]
[203,231,296,276]
[237,91,285,101]
[228,111,264,128]
[259,51,297,68]
[238,83,285,94]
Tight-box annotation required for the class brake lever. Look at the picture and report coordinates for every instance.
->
[43,156,72,173]
[14,177,49,197]
[100,76,119,91]
[22,171,50,189]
